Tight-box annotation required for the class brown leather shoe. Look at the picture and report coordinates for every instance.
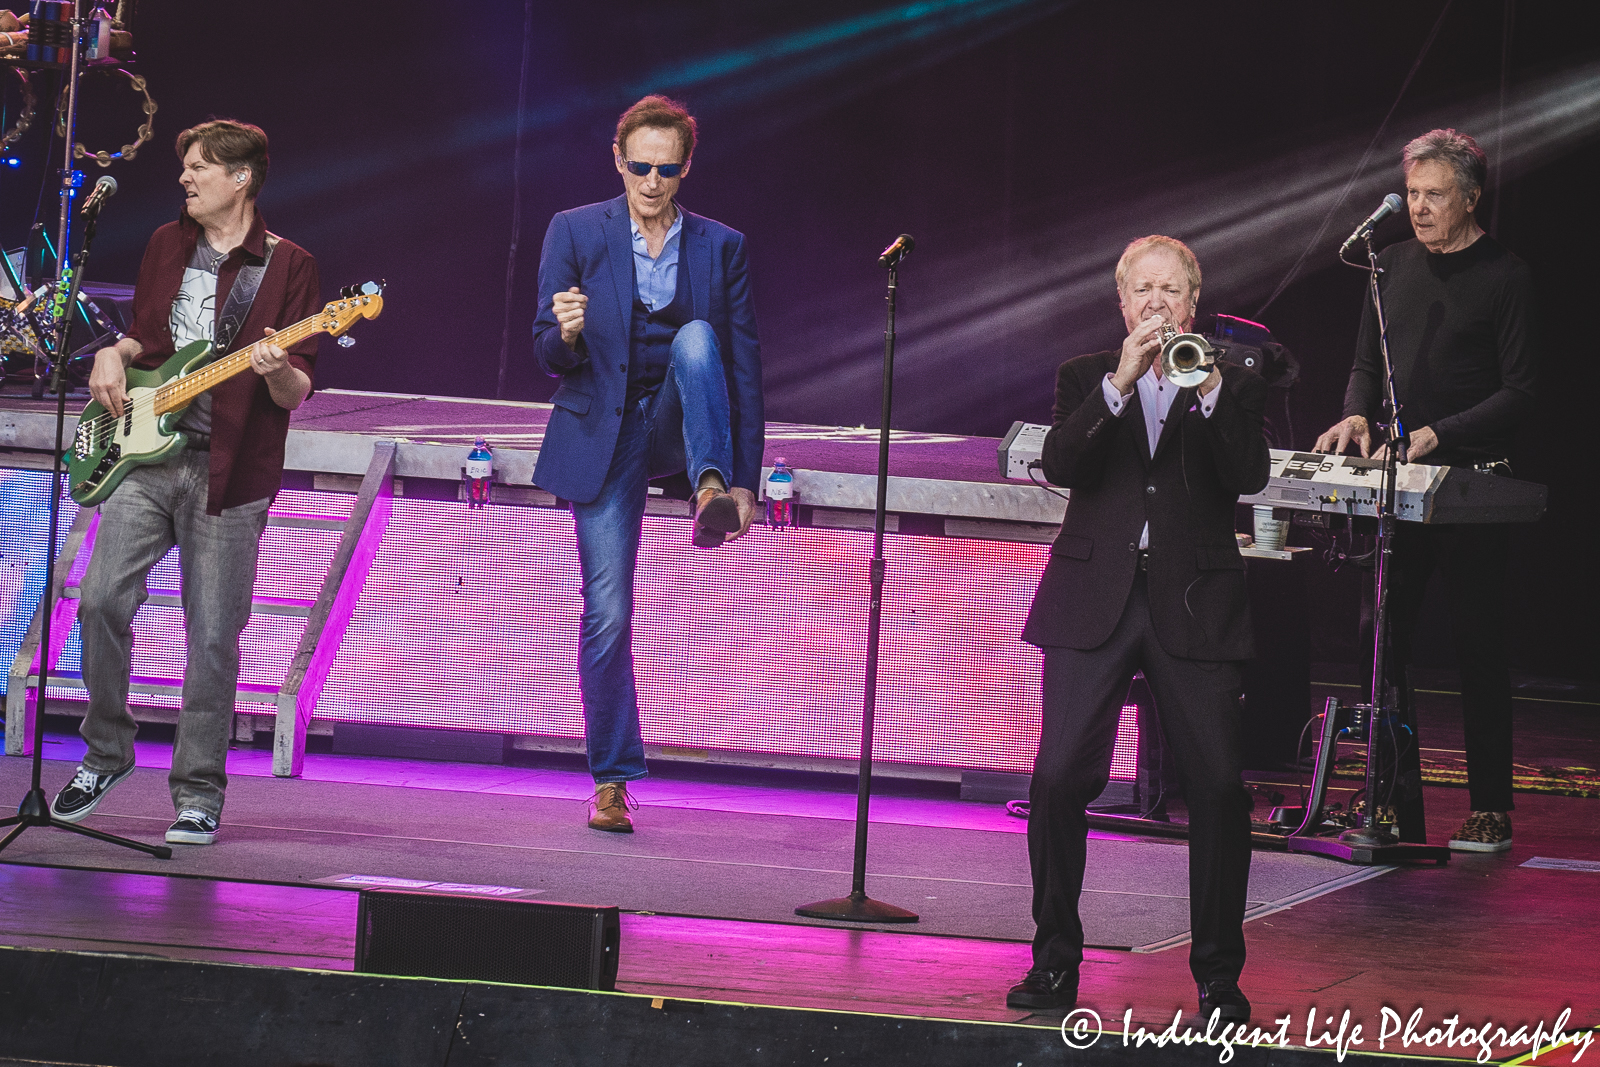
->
[588,782,636,833]
[691,486,741,548]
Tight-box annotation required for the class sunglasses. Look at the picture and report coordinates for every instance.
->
[622,159,685,178]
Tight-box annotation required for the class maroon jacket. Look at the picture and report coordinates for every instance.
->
[123,209,320,514]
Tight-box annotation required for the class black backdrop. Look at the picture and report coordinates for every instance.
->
[3,0,1595,679]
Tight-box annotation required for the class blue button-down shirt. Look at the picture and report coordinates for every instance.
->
[630,207,683,311]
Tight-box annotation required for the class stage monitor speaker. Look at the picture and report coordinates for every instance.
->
[355,889,620,990]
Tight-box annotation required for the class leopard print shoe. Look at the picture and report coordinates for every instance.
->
[1448,810,1512,852]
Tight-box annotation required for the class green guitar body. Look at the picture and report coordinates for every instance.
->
[65,340,216,507]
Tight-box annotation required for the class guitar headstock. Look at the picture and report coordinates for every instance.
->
[317,281,385,339]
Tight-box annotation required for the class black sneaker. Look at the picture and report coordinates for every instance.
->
[50,762,136,823]
[166,809,220,845]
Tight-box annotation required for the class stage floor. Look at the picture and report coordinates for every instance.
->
[3,678,1598,1054]
[0,737,1381,951]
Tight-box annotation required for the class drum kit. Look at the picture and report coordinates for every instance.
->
[2,1,145,393]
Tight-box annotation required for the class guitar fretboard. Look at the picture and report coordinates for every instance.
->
[152,314,326,416]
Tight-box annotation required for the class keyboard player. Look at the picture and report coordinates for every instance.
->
[1313,128,1539,854]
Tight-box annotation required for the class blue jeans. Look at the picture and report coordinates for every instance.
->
[570,321,733,782]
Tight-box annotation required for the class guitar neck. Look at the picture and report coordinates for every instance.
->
[152,314,324,416]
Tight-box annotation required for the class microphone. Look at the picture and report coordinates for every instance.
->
[1339,193,1403,254]
[79,175,118,218]
[878,233,915,268]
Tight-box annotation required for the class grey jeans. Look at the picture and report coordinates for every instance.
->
[77,449,271,817]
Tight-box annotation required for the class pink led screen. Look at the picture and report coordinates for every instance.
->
[23,486,346,707]
[2,471,80,672]
[313,495,1079,776]
[1111,704,1139,782]
[2,471,1142,779]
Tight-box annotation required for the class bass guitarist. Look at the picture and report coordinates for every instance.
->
[50,119,320,847]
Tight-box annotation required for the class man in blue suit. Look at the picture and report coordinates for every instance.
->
[531,95,764,833]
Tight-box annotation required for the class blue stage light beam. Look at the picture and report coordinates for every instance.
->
[266,0,1072,211]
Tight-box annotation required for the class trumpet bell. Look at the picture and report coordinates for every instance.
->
[1158,325,1217,389]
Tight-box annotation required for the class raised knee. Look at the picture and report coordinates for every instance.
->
[672,320,718,361]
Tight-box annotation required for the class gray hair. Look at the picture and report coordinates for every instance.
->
[1115,235,1201,294]
[1402,128,1487,198]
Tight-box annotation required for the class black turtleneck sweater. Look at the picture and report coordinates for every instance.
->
[1343,233,1539,467]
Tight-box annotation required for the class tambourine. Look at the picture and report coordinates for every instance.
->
[2,65,37,155]
[54,65,156,167]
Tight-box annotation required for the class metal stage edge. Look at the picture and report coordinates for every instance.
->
[0,943,1365,1067]
[2,387,1310,555]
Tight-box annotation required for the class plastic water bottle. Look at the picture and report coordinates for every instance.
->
[463,436,493,508]
[86,7,113,61]
[765,458,796,529]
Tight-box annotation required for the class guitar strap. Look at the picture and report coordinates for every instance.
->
[212,232,279,354]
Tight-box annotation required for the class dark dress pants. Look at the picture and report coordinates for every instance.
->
[1029,571,1253,984]
[1362,521,1514,826]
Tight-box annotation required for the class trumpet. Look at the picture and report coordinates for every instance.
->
[1157,322,1219,388]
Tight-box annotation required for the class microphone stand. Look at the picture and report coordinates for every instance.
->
[0,0,171,860]
[795,240,918,923]
[1287,234,1447,866]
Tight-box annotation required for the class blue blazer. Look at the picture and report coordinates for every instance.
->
[531,194,764,505]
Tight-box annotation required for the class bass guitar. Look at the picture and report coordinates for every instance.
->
[65,282,384,507]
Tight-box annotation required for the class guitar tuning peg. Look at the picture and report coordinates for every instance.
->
[339,285,356,299]
[336,335,356,348]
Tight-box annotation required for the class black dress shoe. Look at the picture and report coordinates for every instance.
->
[1006,967,1077,1011]
[1197,979,1251,1023]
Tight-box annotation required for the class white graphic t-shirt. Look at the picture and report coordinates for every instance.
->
[172,236,224,436]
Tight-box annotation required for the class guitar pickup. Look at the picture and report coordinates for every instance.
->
[86,445,121,486]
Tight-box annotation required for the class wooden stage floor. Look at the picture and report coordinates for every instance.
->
[2,678,1598,1063]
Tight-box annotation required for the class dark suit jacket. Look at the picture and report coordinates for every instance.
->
[1021,352,1271,661]
[530,195,763,505]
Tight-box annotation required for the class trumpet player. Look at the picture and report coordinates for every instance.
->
[1008,236,1271,1021]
